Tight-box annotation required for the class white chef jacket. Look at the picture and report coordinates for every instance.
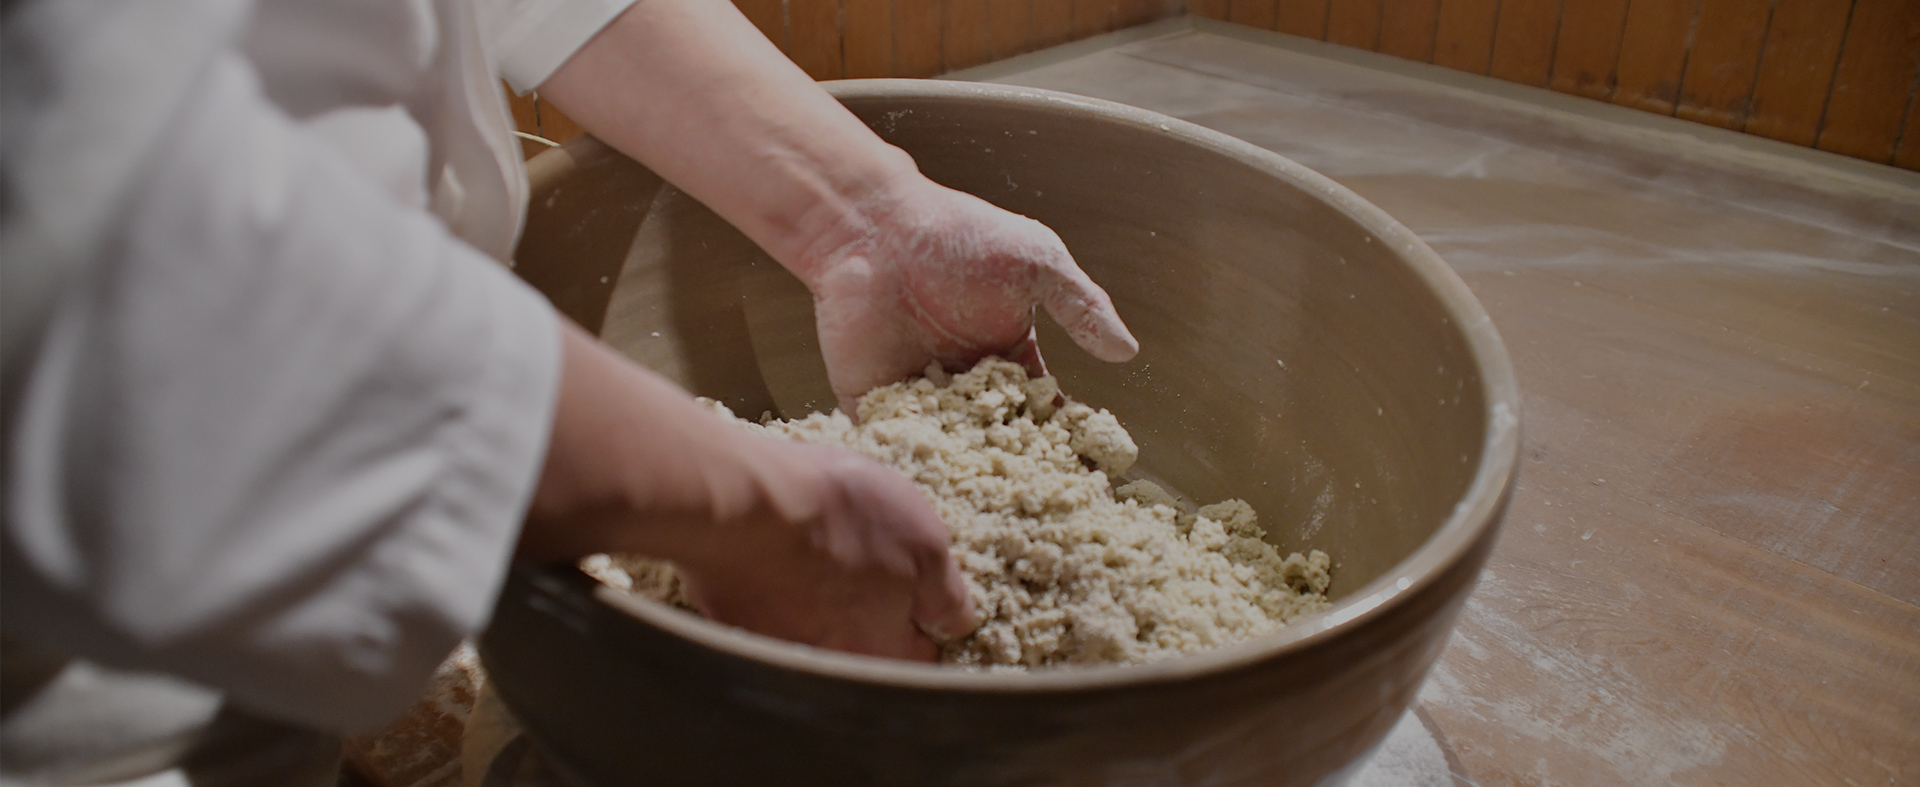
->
[1,0,635,753]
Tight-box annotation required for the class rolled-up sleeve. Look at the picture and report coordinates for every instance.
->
[479,0,639,93]
[2,38,561,733]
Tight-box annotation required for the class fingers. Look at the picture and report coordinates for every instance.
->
[911,541,978,643]
[845,461,978,647]
[1037,252,1140,363]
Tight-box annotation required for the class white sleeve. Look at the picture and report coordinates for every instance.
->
[2,43,561,733]
[477,0,639,93]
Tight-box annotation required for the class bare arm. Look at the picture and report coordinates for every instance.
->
[534,0,911,274]
[537,0,1138,409]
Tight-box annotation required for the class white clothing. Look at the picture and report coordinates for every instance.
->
[1,0,634,773]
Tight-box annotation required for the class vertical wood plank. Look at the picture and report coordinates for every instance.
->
[1033,0,1075,46]
[1113,0,1163,28]
[1815,0,1920,162]
[1489,0,1564,87]
[989,0,1032,58]
[1612,0,1703,114]
[1895,94,1920,170]
[1231,0,1280,31]
[943,0,993,70]
[788,0,846,78]
[893,0,943,76]
[735,0,788,51]
[1673,0,1773,129]
[1277,0,1330,37]
[1744,0,1852,146]
[1433,0,1501,73]
[843,0,895,77]
[1072,0,1111,38]
[1190,0,1232,20]
[1548,0,1632,99]
[1378,0,1441,61]
[1325,0,1383,49]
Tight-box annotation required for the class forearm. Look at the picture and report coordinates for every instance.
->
[536,0,918,280]
[520,322,785,563]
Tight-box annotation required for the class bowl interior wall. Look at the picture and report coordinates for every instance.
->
[513,95,1487,599]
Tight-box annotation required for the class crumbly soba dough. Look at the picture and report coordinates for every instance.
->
[587,358,1331,668]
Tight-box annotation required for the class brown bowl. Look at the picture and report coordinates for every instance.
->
[483,79,1520,786]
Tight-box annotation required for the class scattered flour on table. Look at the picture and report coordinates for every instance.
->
[584,358,1331,668]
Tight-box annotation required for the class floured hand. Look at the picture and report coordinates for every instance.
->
[800,180,1138,414]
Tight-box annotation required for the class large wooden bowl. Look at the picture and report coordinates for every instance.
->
[483,79,1520,786]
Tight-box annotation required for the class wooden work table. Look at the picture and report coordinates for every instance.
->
[958,18,1920,786]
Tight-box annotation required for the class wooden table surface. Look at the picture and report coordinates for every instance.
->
[960,18,1920,786]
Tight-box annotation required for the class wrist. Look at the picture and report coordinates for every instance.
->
[776,150,927,290]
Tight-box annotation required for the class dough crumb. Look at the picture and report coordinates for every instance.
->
[587,358,1331,668]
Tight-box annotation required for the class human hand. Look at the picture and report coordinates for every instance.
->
[664,439,976,660]
[521,325,974,661]
[800,179,1139,414]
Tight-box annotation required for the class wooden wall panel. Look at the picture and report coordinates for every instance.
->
[843,0,894,78]
[895,0,944,76]
[1382,0,1443,60]
[1549,0,1632,98]
[1325,0,1383,49]
[788,0,845,78]
[1433,0,1501,73]
[990,0,1035,58]
[1277,0,1330,38]
[1674,0,1772,129]
[1489,0,1565,86]
[1897,95,1920,169]
[1231,0,1280,31]
[1073,0,1113,39]
[736,0,787,48]
[501,0,1914,172]
[944,0,994,71]
[1814,0,1920,163]
[1117,0,1167,28]
[1377,0,1441,61]
[1190,0,1233,20]
[1612,0,1702,114]
[1889,98,1920,168]
[1745,0,1852,147]
[1033,0,1078,45]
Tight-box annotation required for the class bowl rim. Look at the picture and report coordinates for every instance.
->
[532,77,1522,694]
